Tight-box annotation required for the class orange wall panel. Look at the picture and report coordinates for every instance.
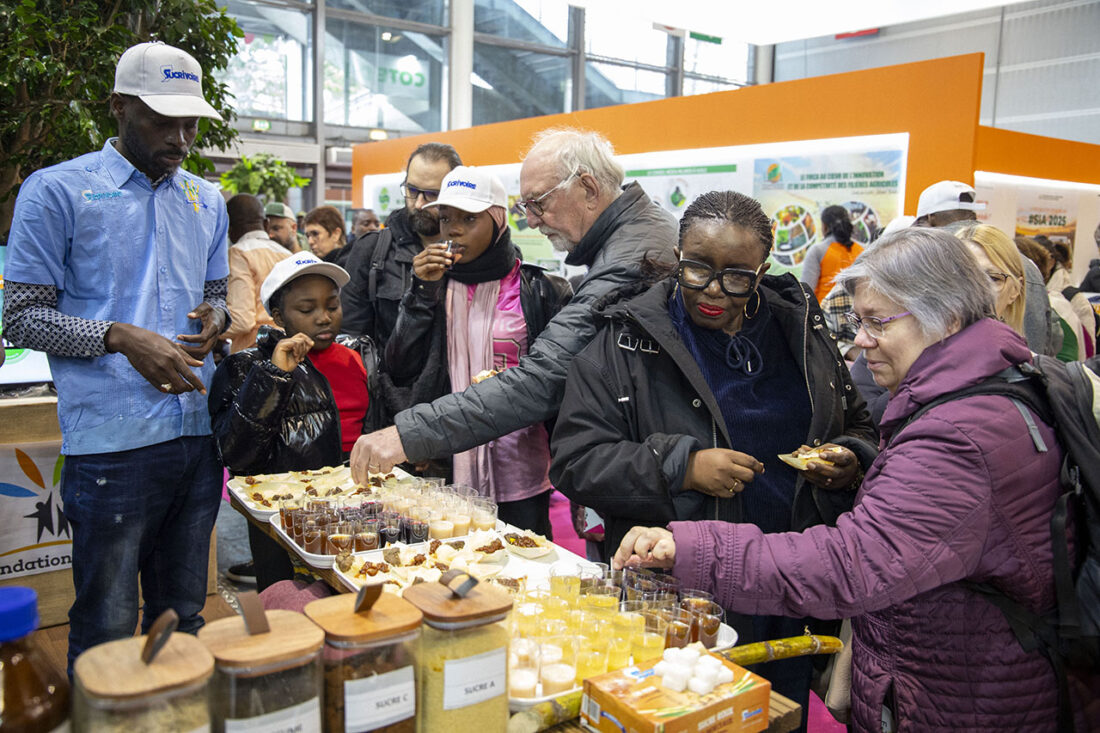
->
[354,53,987,214]
[976,126,1100,186]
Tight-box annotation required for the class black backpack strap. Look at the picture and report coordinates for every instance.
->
[961,581,1075,731]
[887,367,1049,449]
[367,228,394,304]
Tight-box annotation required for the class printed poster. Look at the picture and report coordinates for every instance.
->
[753,150,905,277]
[1015,187,1077,248]
[0,442,70,580]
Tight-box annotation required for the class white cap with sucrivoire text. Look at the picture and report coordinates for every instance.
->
[114,42,222,120]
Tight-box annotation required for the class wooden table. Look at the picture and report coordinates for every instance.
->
[229,496,803,732]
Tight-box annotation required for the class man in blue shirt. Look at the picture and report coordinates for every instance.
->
[3,42,230,675]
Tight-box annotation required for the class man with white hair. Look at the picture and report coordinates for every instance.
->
[350,128,677,478]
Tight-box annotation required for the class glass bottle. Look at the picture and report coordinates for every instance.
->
[0,586,70,732]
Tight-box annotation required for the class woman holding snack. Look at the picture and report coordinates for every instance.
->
[209,253,371,589]
[383,166,571,535]
[613,228,1077,732]
[550,190,877,725]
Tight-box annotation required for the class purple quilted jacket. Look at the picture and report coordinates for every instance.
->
[672,319,1065,732]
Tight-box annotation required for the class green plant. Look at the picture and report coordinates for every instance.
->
[219,153,311,203]
[0,0,243,240]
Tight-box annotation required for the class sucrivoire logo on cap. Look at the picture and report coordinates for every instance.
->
[293,257,317,265]
[447,179,477,190]
[161,65,199,83]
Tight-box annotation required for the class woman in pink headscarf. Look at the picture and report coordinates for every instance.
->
[382,166,572,534]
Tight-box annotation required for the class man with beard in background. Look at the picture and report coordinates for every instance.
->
[340,143,462,348]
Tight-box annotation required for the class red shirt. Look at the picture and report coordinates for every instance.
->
[307,343,369,453]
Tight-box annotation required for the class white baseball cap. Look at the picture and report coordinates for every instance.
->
[425,166,507,213]
[114,42,222,120]
[916,180,986,218]
[261,253,350,312]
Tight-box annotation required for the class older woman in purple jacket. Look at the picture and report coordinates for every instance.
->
[614,228,1074,732]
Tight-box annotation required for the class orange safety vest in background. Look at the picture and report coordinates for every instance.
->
[815,240,864,303]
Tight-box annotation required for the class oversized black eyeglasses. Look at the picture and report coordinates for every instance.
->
[400,181,440,202]
[676,260,761,297]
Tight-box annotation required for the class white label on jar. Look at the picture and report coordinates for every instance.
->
[345,665,416,731]
[442,647,507,710]
[224,697,320,733]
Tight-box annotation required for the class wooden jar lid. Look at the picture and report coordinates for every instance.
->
[402,580,513,628]
[304,592,422,644]
[75,632,214,699]
[197,609,324,669]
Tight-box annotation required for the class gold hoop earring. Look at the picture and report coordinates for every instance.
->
[743,289,761,319]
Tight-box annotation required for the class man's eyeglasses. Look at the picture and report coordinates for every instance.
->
[516,169,578,218]
[401,181,440,203]
[843,311,912,339]
[676,260,762,297]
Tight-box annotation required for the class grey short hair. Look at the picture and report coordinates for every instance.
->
[527,128,624,195]
[835,227,994,341]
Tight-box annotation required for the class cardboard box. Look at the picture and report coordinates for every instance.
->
[580,652,770,733]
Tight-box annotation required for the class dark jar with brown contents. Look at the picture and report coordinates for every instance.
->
[305,592,422,732]
[0,587,70,732]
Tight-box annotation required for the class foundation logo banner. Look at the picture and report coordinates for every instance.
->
[753,149,905,276]
[0,444,70,579]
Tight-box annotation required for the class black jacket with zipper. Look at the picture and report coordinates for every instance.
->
[383,259,574,397]
[209,326,372,474]
[550,275,878,555]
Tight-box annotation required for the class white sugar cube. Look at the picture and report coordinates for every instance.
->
[716,666,735,685]
[695,654,722,671]
[661,671,688,692]
[669,662,694,680]
[688,676,716,696]
[653,660,669,677]
[679,647,701,663]
[692,666,718,685]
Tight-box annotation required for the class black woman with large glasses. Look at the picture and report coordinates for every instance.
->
[551,190,877,725]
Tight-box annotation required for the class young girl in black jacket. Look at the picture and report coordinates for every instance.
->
[209,253,370,589]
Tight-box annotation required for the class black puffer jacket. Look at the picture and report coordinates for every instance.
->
[550,275,879,554]
[395,183,677,462]
[340,207,420,346]
[209,327,367,474]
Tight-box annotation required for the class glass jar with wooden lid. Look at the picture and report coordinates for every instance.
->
[197,609,325,732]
[402,573,513,733]
[72,629,214,732]
[305,590,423,733]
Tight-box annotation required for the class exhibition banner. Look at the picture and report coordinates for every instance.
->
[360,134,909,279]
[0,442,69,580]
[752,149,905,275]
[1015,187,1078,247]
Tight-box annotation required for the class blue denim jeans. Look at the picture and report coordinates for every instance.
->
[60,435,222,677]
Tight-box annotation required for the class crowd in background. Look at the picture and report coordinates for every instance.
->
[4,40,1100,733]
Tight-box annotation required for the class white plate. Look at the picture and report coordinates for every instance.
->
[228,465,411,521]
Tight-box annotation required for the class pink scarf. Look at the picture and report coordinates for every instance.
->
[446,277,501,497]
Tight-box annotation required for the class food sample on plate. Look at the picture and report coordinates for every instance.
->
[230,465,393,510]
[503,529,554,559]
[777,446,834,472]
[340,533,505,591]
